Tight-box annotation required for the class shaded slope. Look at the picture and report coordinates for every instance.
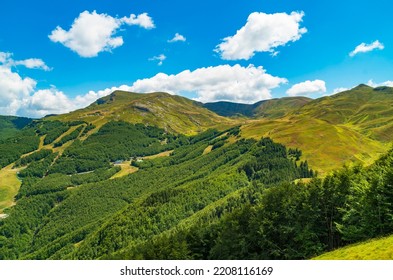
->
[0,116,33,140]
[204,97,311,118]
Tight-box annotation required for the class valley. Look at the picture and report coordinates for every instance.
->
[1,85,393,260]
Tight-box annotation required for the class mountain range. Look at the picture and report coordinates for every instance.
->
[1,84,393,260]
[42,84,393,173]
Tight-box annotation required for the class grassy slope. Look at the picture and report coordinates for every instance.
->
[241,86,393,174]
[241,116,388,175]
[297,85,393,141]
[314,235,393,260]
[47,91,236,135]
[0,125,85,212]
[253,96,311,118]
[3,86,392,178]
[203,96,311,118]
[44,87,393,174]
[0,164,23,213]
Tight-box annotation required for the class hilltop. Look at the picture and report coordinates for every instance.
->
[241,85,393,173]
[46,91,235,135]
[27,86,393,173]
[1,84,393,260]
[204,96,311,118]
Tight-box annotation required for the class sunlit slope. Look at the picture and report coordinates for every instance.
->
[241,116,387,174]
[47,91,235,135]
[0,164,22,213]
[314,235,393,260]
[297,84,393,141]
[241,85,393,173]
[44,86,393,174]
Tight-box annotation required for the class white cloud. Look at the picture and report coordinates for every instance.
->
[0,65,36,115]
[73,85,134,108]
[0,51,51,71]
[14,59,51,71]
[215,11,307,60]
[367,79,393,87]
[286,80,326,96]
[331,87,349,95]
[18,89,76,118]
[349,40,384,57]
[121,13,155,29]
[49,10,155,57]
[168,33,186,43]
[0,52,12,64]
[149,54,166,66]
[130,64,287,103]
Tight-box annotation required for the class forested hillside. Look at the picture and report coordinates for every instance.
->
[1,87,393,260]
[0,116,32,141]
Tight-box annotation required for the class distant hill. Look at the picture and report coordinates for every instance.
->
[294,84,393,141]
[241,85,393,173]
[42,86,393,174]
[46,91,235,135]
[2,84,393,260]
[204,96,311,118]
[0,116,33,140]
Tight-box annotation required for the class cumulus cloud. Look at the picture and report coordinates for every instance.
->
[168,33,186,43]
[121,13,155,29]
[149,54,166,66]
[349,40,384,57]
[286,80,326,96]
[367,79,393,87]
[0,51,110,117]
[14,59,51,71]
[49,10,155,57]
[18,89,76,118]
[0,51,51,71]
[0,52,51,115]
[0,65,36,115]
[130,64,287,103]
[1,57,286,116]
[215,11,307,60]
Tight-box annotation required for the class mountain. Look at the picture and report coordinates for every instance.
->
[0,116,33,140]
[46,91,235,135]
[293,84,393,141]
[203,96,311,118]
[241,85,393,174]
[1,85,393,260]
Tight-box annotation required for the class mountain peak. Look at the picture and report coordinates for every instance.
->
[46,90,230,135]
[353,84,372,90]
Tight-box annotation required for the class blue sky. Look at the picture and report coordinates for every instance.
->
[1,0,392,117]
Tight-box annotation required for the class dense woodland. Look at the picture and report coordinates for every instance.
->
[1,119,393,260]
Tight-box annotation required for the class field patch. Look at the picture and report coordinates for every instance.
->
[0,164,22,213]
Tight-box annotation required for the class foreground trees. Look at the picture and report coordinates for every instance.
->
[1,120,393,260]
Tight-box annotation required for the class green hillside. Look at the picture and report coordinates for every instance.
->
[1,86,393,260]
[297,84,393,141]
[47,91,235,135]
[241,86,393,174]
[313,235,393,260]
[203,96,311,118]
[0,116,32,140]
